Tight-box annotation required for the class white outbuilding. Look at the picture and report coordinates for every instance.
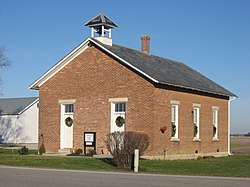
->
[0,97,38,144]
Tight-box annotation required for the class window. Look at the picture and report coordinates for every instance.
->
[213,109,218,139]
[193,107,200,139]
[115,102,126,112]
[171,105,178,139]
[65,104,74,113]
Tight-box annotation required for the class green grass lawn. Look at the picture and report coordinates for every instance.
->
[0,148,249,177]
[0,148,38,155]
[140,155,250,177]
[0,155,115,171]
[0,148,116,171]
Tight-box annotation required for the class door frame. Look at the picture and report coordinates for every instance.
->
[59,99,75,149]
[109,98,128,133]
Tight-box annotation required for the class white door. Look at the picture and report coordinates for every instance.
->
[111,102,126,133]
[60,104,74,149]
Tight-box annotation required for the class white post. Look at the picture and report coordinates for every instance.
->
[101,26,104,37]
[134,149,139,172]
[109,29,112,38]
[91,27,94,37]
[228,96,236,155]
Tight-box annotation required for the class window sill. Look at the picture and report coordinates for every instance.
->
[212,138,219,142]
[193,137,201,142]
[171,137,180,142]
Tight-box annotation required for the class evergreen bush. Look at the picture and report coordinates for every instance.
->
[39,143,45,155]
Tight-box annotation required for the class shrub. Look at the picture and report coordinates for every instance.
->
[75,148,83,154]
[197,155,215,160]
[106,131,150,168]
[39,143,46,155]
[88,149,96,156]
[18,146,29,155]
[197,156,203,160]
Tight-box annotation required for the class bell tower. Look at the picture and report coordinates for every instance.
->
[85,13,118,46]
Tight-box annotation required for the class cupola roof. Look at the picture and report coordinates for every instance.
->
[85,13,118,29]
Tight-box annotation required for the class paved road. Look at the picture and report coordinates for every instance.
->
[0,166,249,187]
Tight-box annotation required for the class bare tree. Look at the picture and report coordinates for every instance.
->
[0,46,11,94]
[0,46,11,68]
[106,131,150,168]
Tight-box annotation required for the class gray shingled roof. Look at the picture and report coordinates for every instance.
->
[0,97,38,115]
[93,39,235,97]
[85,13,118,29]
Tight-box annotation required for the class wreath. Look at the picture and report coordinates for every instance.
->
[65,117,73,127]
[194,125,198,137]
[171,123,176,137]
[115,116,125,127]
[160,126,167,133]
[213,126,217,137]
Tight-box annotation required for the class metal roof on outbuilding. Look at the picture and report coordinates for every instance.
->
[0,97,38,115]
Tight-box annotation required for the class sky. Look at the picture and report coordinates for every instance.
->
[0,0,249,133]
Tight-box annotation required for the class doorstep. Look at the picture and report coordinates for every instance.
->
[93,154,113,159]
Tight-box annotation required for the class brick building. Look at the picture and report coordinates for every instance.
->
[30,13,236,159]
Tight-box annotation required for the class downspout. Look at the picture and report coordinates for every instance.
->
[228,96,236,155]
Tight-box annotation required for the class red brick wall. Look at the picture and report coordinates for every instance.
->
[39,45,229,157]
[152,89,228,157]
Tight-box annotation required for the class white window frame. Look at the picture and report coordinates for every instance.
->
[193,107,200,140]
[171,104,179,141]
[212,109,219,140]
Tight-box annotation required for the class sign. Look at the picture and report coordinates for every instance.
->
[86,142,92,145]
[83,132,96,154]
[85,133,94,142]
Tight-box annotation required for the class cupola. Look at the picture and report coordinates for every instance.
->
[85,13,118,46]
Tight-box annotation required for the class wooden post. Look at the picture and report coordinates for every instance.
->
[134,149,139,172]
